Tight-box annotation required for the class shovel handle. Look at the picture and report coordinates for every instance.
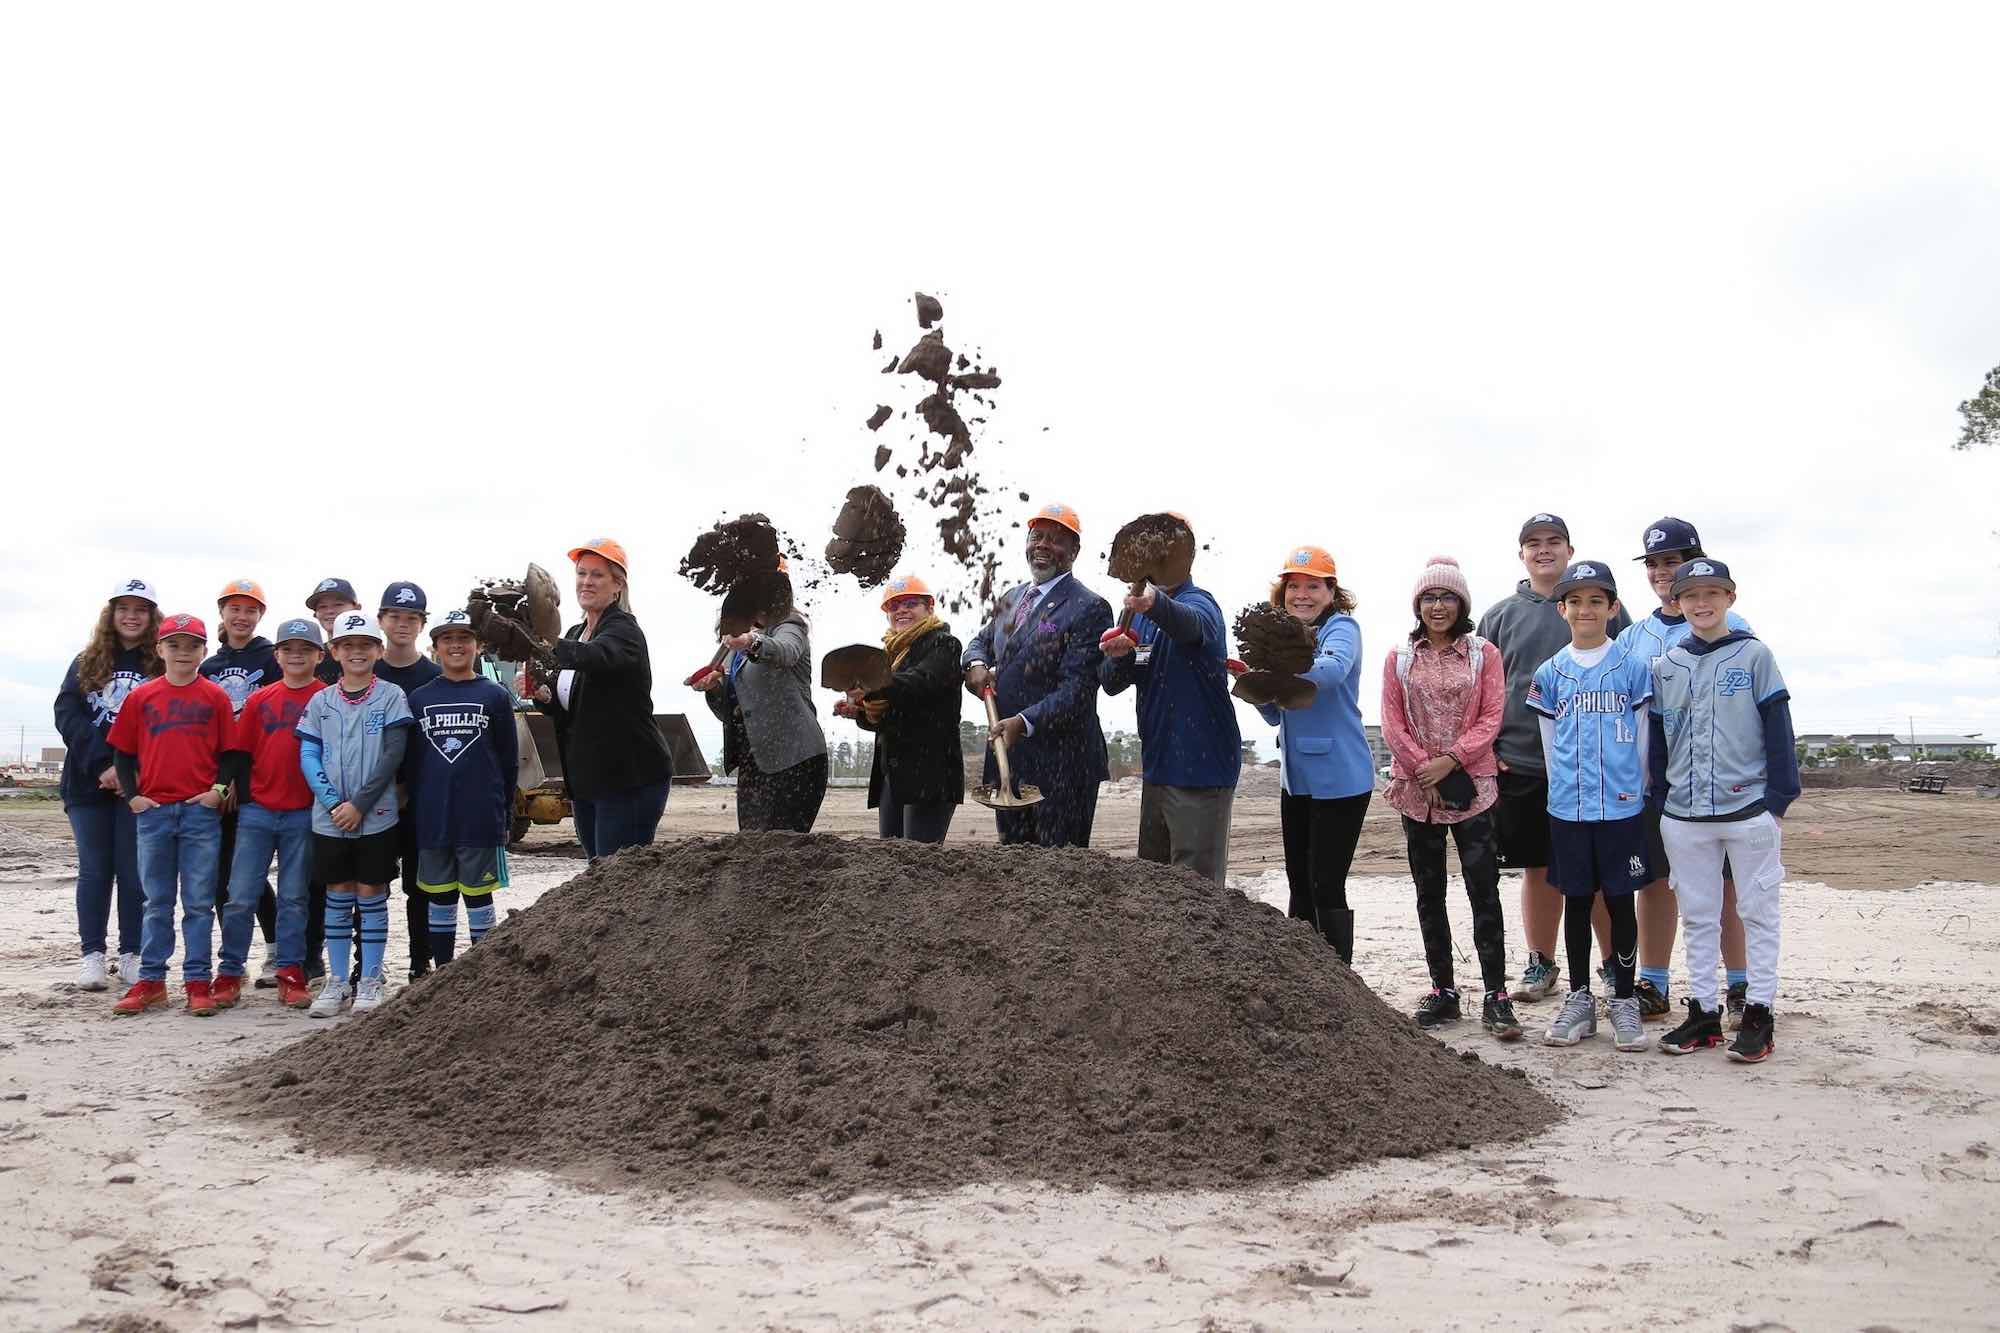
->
[982,687,1017,794]
[1114,578,1147,634]
[683,643,729,688]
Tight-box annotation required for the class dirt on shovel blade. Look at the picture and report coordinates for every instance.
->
[680,515,784,595]
[224,833,1561,1196]
[1234,602,1317,674]
[1107,513,1194,584]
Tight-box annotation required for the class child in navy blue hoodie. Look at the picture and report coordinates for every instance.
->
[52,579,163,990]
[202,578,282,982]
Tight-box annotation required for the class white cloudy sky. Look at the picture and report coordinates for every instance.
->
[3,4,1996,765]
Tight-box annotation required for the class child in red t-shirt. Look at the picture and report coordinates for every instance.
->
[216,618,329,1009]
[106,613,234,1016]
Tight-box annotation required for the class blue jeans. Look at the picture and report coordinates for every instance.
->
[135,800,223,983]
[220,803,312,975]
[67,797,143,956]
[573,780,669,860]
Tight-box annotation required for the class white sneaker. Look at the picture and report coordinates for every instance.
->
[118,952,141,983]
[74,952,110,991]
[351,975,387,1013]
[254,957,279,989]
[309,978,351,1018]
[1542,989,1599,1046]
[1609,996,1648,1051]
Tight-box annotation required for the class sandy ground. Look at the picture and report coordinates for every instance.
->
[3,786,1997,1331]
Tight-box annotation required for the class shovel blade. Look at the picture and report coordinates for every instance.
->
[972,782,1043,810]
[820,643,892,693]
[1232,670,1318,710]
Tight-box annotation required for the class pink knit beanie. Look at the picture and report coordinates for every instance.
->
[1412,555,1471,616]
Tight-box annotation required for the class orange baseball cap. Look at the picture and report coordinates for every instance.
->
[1275,546,1337,581]
[216,578,267,609]
[879,573,934,610]
[1027,502,1081,538]
[567,537,630,572]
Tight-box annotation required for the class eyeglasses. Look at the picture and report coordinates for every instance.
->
[1417,593,1460,606]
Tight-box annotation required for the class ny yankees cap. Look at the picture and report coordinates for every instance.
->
[429,608,478,640]
[1518,512,1570,544]
[326,611,386,646]
[108,577,158,607]
[1553,560,1617,599]
[1670,558,1735,595]
[306,577,358,611]
[156,612,208,643]
[379,581,428,615]
[272,618,324,648]
[1636,517,1703,560]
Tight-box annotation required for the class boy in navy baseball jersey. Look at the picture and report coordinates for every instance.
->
[1649,559,1798,1063]
[376,580,444,981]
[1526,562,1653,1052]
[405,609,518,967]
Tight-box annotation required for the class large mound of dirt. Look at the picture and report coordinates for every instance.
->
[227,835,1559,1195]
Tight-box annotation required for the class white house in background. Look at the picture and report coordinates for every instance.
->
[1891,734,1994,761]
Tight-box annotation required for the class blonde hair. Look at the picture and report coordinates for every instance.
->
[77,602,162,694]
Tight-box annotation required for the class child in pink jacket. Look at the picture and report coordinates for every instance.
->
[1380,556,1520,1041]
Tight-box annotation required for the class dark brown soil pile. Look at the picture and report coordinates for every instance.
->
[679,514,784,595]
[1108,513,1195,586]
[227,834,1560,1197]
[824,485,905,587]
[1234,603,1317,674]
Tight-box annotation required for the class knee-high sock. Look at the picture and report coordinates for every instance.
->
[427,892,459,966]
[1564,893,1598,993]
[1607,893,1638,999]
[323,890,357,985]
[465,893,496,946]
[357,894,389,980]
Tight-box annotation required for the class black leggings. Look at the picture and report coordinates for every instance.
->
[1566,891,1637,997]
[876,776,955,843]
[1403,811,1508,994]
[1279,790,1370,945]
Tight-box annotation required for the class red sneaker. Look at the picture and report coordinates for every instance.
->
[185,980,217,1017]
[111,980,169,1016]
[211,975,244,1009]
[274,966,311,1009]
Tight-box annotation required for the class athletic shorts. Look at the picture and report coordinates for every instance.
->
[1493,770,1552,870]
[313,829,400,887]
[417,846,508,896]
[1642,806,1731,885]
[1548,815,1650,897]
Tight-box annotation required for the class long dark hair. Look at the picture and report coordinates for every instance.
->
[1407,591,1473,644]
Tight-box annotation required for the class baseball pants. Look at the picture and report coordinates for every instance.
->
[1137,782,1234,886]
[1661,811,1784,1009]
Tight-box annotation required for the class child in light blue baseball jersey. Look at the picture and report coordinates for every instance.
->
[1648,559,1798,1064]
[1526,561,1653,1053]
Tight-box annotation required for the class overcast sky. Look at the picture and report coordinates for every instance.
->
[3,4,1996,765]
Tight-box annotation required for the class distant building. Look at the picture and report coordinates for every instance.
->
[1893,734,1993,761]
[40,747,65,767]
[1365,724,1389,773]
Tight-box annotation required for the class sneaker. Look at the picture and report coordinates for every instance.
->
[1542,989,1598,1046]
[74,952,110,992]
[1633,978,1670,1021]
[1658,997,1725,1055]
[1482,991,1523,1041]
[351,975,387,1014]
[185,980,217,1017]
[1516,953,1560,1002]
[309,978,351,1018]
[118,952,142,984]
[1414,988,1461,1029]
[1725,981,1747,1031]
[111,980,169,1016]
[210,975,244,1009]
[1609,996,1648,1051]
[275,966,312,1009]
[1727,1003,1775,1063]
[254,957,279,989]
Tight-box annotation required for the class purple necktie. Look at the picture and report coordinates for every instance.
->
[1010,584,1042,633]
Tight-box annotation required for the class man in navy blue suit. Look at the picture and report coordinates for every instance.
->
[962,503,1113,848]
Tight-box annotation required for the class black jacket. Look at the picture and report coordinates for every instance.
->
[538,605,672,802]
[857,627,966,807]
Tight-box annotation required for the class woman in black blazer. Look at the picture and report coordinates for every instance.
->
[845,575,965,843]
[522,538,672,859]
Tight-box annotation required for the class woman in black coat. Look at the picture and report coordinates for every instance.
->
[520,538,672,859]
[844,575,965,843]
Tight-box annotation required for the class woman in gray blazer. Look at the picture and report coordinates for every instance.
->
[698,592,828,832]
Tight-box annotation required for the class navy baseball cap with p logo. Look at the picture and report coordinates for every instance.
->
[1518,512,1570,544]
[1554,560,1617,599]
[379,581,428,615]
[1637,517,1703,559]
[306,577,357,610]
[1671,558,1735,595]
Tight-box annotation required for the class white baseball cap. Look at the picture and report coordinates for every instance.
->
[109,577,159,606]
[429,608,477,640]
[327,611,386,646]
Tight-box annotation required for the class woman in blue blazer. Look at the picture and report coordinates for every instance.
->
[1252,546,1374,964]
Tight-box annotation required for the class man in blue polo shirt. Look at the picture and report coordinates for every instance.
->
[1099,514,1240,884]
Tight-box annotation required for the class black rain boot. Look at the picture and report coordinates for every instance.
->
[1325,910,1355,966]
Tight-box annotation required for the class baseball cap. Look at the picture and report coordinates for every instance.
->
[216,578,267,609]
[306,577,358,611]
[1518,512,1570,544]
[1670,558,1736,595]
[326,611,386,645]
[379,581,428,615]
[108,577,159,606]
[1636,517,1703,560]
[429,608,478,639]
[1553,560,1617,600]
[272,618,325,649]
[156,612,208,643]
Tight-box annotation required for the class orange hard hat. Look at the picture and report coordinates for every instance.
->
[568,537,630,573]
[1275,546,1337,582]
[216,578,267,609]
[879,573,934,610]
[1027,502,1082,538]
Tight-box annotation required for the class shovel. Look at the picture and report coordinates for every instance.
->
[684,573,789,688]
[1227,658,1317,710]
[819,644,891,694]
[971,686,1042,809]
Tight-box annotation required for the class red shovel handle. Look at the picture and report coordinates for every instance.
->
[1226,658,1248,676]
[1100,626,1138,649]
